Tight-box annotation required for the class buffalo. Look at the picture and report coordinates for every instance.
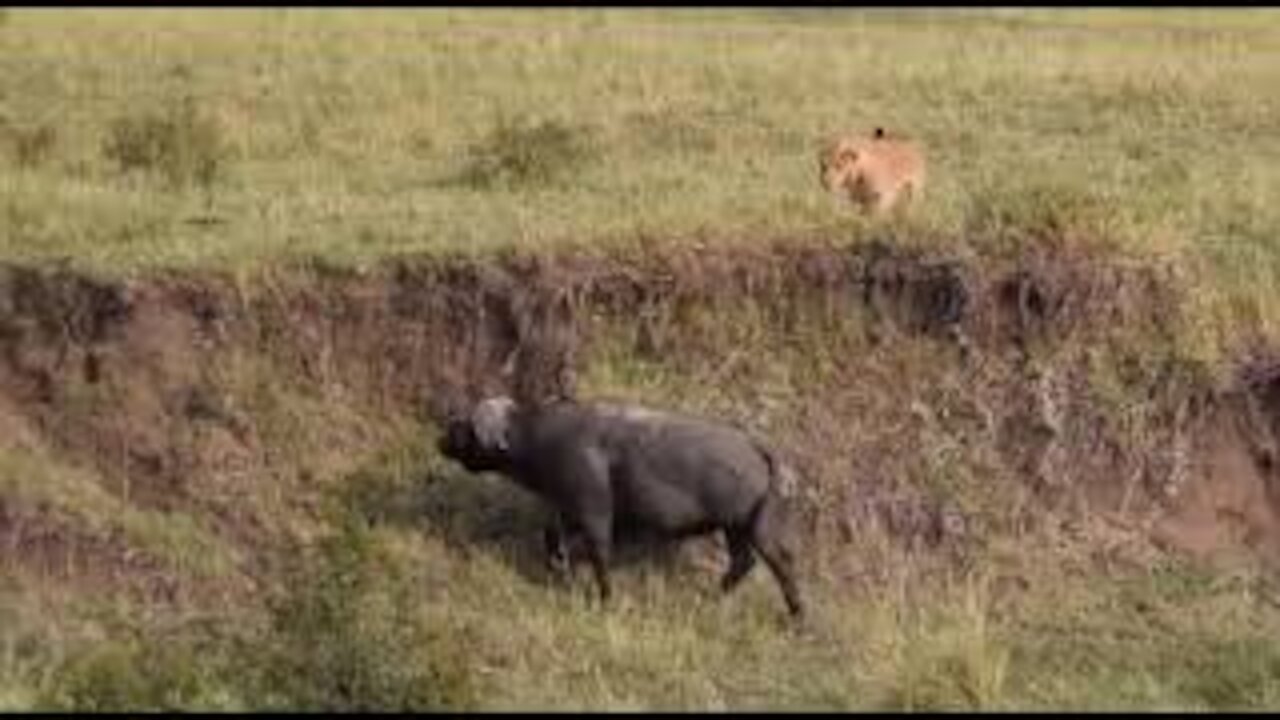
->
[437,395,805,619]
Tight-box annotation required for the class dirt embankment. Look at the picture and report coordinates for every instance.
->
[1,237,1278,599]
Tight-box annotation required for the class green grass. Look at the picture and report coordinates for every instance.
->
[11,508,1280,711]
[1,9,1278,278]
[0,445,237,582]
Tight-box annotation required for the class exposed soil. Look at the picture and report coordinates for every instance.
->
[1155,359,1280,565]
[0,236,1276,601]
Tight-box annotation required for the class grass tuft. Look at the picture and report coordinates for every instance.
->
[458,115,601,190]
[102,96,229,191]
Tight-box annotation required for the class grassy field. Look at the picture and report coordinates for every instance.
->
[2,9,1279,275]
[4,7,1280,711]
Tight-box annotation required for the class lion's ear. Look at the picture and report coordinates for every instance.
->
[838,148,858,165]
[873,127,886,139]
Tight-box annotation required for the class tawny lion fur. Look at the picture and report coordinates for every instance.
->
[819,127,926,215]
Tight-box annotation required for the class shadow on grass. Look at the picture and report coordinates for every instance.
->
[339,442,718,597]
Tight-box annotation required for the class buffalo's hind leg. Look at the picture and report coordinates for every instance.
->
[720,525,757,594]
[749,495,805,619]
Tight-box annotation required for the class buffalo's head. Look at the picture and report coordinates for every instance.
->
[437,395,517,474]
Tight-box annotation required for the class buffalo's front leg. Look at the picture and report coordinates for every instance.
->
[581,514,613,603]
[556,448,614,604]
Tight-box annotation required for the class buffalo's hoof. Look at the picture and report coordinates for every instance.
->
[546,554,571,580]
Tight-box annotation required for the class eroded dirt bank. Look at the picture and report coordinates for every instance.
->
[1,237,1278,601]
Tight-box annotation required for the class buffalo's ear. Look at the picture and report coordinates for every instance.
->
[472,396,516,453]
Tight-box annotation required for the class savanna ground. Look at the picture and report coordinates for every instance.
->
[3,7,1280,711]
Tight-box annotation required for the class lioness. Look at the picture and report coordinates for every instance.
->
[819,127,926,215]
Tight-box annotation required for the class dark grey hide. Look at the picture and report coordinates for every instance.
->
[437,396,805,618]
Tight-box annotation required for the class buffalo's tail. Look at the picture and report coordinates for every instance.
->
[752,439,800,503]
[743,438,801,540]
